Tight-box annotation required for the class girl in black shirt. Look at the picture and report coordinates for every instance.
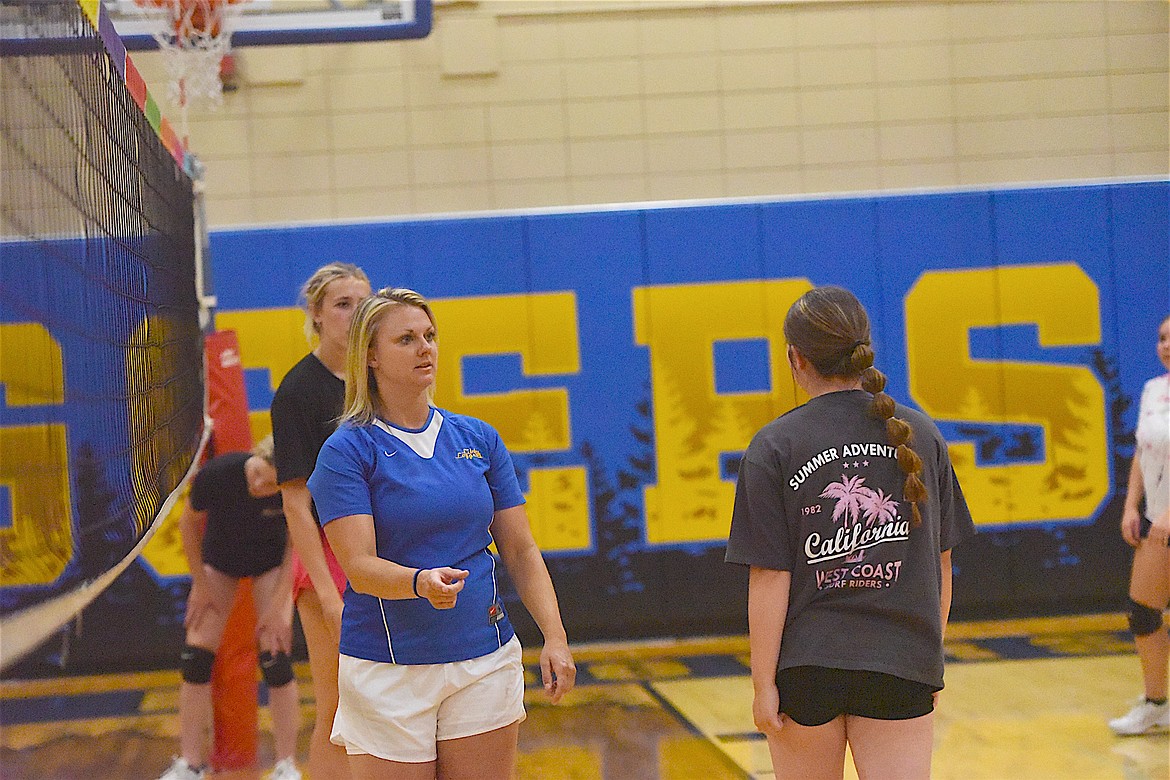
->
[157,436,301,780]
[270,262,371,780]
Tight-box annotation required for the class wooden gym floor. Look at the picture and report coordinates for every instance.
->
[1,613,1167,780]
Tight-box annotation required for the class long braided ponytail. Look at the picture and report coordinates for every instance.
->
[861,365,927,527]
[783,286,927,527]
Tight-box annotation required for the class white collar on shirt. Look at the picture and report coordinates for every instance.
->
[372,409,444,459]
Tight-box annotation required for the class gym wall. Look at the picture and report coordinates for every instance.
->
[124,0,1169,226]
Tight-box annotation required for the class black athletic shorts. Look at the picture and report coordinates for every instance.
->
[204,537,284,578]
[776,665,938,727]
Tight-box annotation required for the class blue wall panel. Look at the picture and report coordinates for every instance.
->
[643,204,764,284]
[405,216,527,297]
[1110,183,1170,415]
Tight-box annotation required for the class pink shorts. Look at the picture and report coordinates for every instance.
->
[292,529,348,601]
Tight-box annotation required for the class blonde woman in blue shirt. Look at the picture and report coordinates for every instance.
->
[308,287,575,779]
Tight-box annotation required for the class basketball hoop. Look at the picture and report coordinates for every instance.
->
[134,0,246,110]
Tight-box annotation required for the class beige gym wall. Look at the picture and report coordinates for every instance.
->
[130,0,1170,228]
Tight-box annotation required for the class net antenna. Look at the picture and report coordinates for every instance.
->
[133,0,246,133]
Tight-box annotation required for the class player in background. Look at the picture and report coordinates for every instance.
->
[158,436,301,780]
[271,262,371,779]
[1110,314,1170,736]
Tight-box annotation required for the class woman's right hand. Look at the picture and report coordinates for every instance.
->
[1121,505,1143,547]
[184,580,213,630]
[753,682,786,740]
[322,590,345,641]
[415,567,469,609]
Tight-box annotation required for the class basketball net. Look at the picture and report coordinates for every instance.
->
[134,0,245,135]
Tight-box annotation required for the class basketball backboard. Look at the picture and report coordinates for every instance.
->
[105,0,432,49]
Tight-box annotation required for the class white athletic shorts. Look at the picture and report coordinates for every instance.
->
[332,636,526,763]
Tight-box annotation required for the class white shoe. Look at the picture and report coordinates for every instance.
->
[157,757,206,780]
[268,757,303,780]
[1109,698,1170,736]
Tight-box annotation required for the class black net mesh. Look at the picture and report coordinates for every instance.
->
[0,0,204,615]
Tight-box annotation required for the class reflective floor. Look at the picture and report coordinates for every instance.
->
[1,614,1166,779]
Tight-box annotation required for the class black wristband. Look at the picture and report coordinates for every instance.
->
[412,568,424,598]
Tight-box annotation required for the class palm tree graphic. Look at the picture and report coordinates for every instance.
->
[821,475,899,564]
[859,487,899,528]
[819,474,876,530]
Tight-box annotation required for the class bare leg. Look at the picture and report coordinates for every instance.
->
[179,566,237,768]
[1129,539,1170,700]
[177,682,214,767]
[1135,631,1170,700]
[348,754,436,780]
[267,681,301,764]
[845,712,933,780]
[436,721,520,780]
[252,566,300,764]
[765,715,847,780]
[298,590,351,779]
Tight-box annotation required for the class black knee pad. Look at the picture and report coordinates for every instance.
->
[1128,598,1164,637]
[259,650,294,688]
[180,645,216,684]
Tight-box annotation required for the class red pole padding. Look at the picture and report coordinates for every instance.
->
[211,580,260,771]
[205,329,254,454]
[204,330,259,770]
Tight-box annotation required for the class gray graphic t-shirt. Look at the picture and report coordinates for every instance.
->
[726,390,974,689]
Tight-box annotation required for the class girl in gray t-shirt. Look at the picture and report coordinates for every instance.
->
[727,285,974,780]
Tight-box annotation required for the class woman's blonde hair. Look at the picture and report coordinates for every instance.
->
[298,262,370,343]
[342,287,438,426]
[251,434,275,465]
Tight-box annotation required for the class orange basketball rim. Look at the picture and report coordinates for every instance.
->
[134,0,247,43]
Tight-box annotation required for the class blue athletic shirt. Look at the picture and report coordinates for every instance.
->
[307,407,525,665]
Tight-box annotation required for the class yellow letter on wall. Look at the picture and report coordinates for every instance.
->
[216,307,309,442]
[431,293,579,452]
[0,323,72,586]
[905,264,1108,526]
[431,293,589,552]
[525,467,591,552]
[633,279,811,545]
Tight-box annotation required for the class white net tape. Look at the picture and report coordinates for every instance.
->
[135,0,242,107]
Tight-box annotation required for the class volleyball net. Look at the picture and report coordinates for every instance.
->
[0,0,207,671]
